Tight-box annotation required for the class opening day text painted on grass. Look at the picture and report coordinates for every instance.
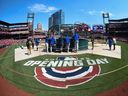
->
[24,57,109,67]
[23,56,109,89]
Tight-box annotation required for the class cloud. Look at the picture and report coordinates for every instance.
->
[87,10,114,17]
[88,11,97,15]
[28,3,57,13]
[80,9,97,15]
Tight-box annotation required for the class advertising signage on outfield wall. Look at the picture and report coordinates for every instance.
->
[92,25,104,33]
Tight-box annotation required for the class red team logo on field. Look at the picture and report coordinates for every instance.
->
[34,57,101,89]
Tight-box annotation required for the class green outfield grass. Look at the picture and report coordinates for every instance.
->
[0,42,128,96]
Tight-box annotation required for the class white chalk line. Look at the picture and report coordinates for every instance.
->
[99,64,128,76]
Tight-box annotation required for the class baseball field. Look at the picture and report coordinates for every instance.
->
[0,41,128,96]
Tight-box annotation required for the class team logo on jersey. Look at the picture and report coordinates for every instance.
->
[34,56,101,89]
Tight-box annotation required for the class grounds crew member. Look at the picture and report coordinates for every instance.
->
[91,33,95,50]
[50,35,56,52]
[35,38,40,51]
[58,35,64,52]
[65,34,70,52]
[45,35,49,52]
[73,32,79,52]
[107,36,113,50]
[113,37,116,50]
[26,38,32,55]
[31,39,34,49]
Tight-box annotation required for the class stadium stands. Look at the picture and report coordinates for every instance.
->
[106,18,128,43]
[0,39,24,47]
[0,20,30,39]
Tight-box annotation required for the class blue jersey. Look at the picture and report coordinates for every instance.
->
[35,38,40,46]
[50,37,55,45]
[65,35,70,44]
[45,37,49,43]
[74,33,79,41]
[107,37,113,45]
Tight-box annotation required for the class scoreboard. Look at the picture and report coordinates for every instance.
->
[92,25,104,32]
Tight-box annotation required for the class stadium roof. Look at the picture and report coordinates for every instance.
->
[109,18,128,23]
[9,23,28,26]
[0,20,28,26]
[0,20,10,26]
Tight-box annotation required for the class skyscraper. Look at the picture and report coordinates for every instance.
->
[49,10,65,28]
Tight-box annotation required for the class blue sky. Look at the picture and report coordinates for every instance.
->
[0,0,128,30]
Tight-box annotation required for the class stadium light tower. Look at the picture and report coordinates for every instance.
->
[102,13,110,39]
[102,13,110,25]
[27,13,35,36]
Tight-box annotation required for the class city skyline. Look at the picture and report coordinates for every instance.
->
[1,0,128,30]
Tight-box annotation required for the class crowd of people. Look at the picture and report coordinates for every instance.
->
[26,38,40,55]
[26,32,79,55]
[90,35,117,51]
[106,36,117,50]
[45,32,79,53]
[25,33,117,55]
